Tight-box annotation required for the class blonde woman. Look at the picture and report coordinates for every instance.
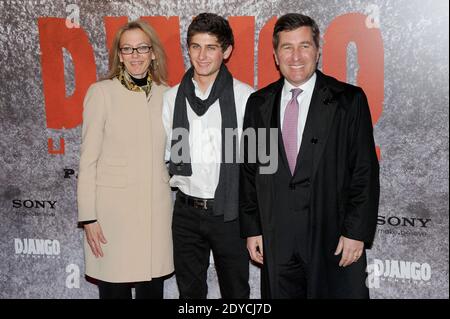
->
[77,20,173,299]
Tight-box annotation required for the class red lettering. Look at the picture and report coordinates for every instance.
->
[104,16,128,51]
[38,15,385,160]
[322,13,384,159]
[38,18,96,130]
[141,16,184,86]
[227,16,255,86]
[48,137,65,155]
[257,16,279,89]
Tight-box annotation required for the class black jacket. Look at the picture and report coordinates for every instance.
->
[239,70,380,298]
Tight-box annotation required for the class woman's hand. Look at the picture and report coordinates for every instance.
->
[84,222,107,258]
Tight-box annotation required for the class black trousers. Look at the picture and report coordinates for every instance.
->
[273,207,309,299]
[172,194,250,299]
[98,277,164,299]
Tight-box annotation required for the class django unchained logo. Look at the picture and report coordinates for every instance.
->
[38,7,383,156]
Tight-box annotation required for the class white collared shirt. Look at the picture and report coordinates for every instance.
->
[280,72,317,151]
[162,78,254,199]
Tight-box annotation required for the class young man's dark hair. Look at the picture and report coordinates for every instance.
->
[272,13,321,49]
[187,12,234,51]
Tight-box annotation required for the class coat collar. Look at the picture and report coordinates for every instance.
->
[293,70,345,183]
[257,70,346,181]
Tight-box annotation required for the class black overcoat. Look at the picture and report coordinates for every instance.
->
[239,70,380,298]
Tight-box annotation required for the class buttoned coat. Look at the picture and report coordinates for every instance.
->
[240,71,379,298]
[77,78,173,282]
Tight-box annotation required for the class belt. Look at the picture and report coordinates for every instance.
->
[177,192,214,210]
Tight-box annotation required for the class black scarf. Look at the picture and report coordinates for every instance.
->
[169,64,239,222]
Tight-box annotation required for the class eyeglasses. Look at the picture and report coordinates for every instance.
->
[119,45,152,55]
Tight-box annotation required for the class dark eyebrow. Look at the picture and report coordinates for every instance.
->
[279,41,313,48]
[189,43,220,47]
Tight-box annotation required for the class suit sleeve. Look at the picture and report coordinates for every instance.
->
[341,88,380,245]
[239,94,263,238]
[77,83,107,222]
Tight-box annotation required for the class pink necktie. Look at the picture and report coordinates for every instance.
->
[282,88,302,174]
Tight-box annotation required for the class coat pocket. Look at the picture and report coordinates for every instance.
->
[96,173,127,188]
[101,157,128,167]
[96,157,128,187]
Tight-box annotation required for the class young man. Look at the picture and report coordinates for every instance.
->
[162,13,253,299]
[240,13,379,298]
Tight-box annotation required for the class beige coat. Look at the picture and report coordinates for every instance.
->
[77,78,173,283]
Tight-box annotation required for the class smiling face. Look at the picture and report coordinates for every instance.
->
[119,28,155,79]
[274,26,320,87]
[188,32,232,85]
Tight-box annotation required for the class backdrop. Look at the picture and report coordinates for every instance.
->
[0,0,448,299]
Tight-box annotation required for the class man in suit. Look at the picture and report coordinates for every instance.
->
[239,13,380,298]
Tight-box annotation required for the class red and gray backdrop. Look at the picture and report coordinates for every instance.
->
[0,0,448,299]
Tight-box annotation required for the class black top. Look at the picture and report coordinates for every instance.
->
[129,73,148,87]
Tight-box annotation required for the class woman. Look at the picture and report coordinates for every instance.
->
[77,20,173,299]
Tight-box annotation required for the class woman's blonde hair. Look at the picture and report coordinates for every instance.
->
[105,20,168,85]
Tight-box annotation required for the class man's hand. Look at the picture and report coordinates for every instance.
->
[334,235,364,267]
[247,235,264,264]
[84,222,107,258]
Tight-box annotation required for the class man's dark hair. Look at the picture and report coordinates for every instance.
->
[187,13,234,52]
[273,13,320,49]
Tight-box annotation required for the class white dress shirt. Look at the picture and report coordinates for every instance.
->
[162,78,254,199]
[280,72,317,151]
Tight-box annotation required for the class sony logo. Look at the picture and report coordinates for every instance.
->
[377,215,431,228]
[12,200,57,209]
